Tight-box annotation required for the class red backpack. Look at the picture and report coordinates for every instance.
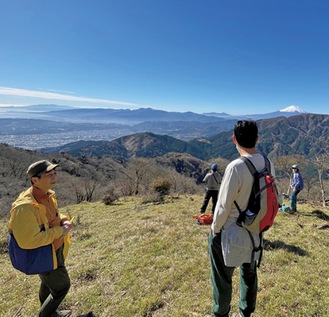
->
[234,156,279,269]
[234,156,279,234]
[193,213,213,225]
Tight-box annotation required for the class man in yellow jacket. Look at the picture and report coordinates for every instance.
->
[8,160,73,317]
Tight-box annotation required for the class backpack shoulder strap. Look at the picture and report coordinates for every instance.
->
[263,156,271,172]
[212,173,219,185]
[234,156,258,213]
[240,156,258,176]
[239,156,262,213]
[243,155,272,175]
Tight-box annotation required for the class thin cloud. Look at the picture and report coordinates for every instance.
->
[0,103,25,107]
[0,86,138,107]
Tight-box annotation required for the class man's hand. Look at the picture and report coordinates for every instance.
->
[62,220,74,228]
[61,220,73,235]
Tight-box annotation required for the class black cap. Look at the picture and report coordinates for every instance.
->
[26,160,59,178]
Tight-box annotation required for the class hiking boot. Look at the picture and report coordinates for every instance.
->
[51,310,72,317]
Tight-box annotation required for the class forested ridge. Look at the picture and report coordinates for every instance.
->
[40,114,329,161]
[1,131,329,219]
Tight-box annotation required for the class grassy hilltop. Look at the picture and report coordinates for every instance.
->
[0,195,328,317]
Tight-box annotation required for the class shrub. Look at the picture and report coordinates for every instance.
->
[102,194,117,205]
[151,177,171,202]
[102,186,119,205]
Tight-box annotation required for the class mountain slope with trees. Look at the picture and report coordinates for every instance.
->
[40,114,329,161]
[0,144,211,217]
[41,132,208,160]
[1,113,329,217]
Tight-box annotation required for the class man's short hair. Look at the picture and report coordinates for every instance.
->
[234,120,258,148]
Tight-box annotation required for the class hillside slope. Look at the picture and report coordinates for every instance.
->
[0,196,328,316]
[41,132,208,160]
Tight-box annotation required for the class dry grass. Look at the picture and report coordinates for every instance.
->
[0,196,328,317]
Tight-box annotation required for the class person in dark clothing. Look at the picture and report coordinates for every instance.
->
[200,163,222,214]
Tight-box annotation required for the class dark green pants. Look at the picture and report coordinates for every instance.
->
[208,232,257,317]
[38,245,71,317]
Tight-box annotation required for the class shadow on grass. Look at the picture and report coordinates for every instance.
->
[263,239,308,256]
[311,209,329,221]
[297,209,329,221]
[77,312,97,317]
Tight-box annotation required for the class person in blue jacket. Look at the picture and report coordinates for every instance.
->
[290,164,304,212]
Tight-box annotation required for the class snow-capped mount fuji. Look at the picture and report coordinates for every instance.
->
[279,105,306,113]
[251,104,308,119]
[242,105,307,120]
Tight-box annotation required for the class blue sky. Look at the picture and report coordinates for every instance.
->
[1,0,328,115]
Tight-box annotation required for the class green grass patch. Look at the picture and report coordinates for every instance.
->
[1,197,328,316]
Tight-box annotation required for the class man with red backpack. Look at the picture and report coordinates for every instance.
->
[208,120,276,317]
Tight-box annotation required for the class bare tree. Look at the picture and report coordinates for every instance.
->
[84,179,99,202]
[71,180,85,204]
[313,153,329,207]
[117,158,151,195]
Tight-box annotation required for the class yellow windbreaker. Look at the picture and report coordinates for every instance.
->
[8,187,70,270]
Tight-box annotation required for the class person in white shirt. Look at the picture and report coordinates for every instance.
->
[209,120,276,317]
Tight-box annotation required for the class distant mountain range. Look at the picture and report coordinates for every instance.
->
[0,104,307,124]
[0,104,323,154]
[40,113,329,161]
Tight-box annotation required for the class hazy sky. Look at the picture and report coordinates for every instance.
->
[1,0,329,115]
